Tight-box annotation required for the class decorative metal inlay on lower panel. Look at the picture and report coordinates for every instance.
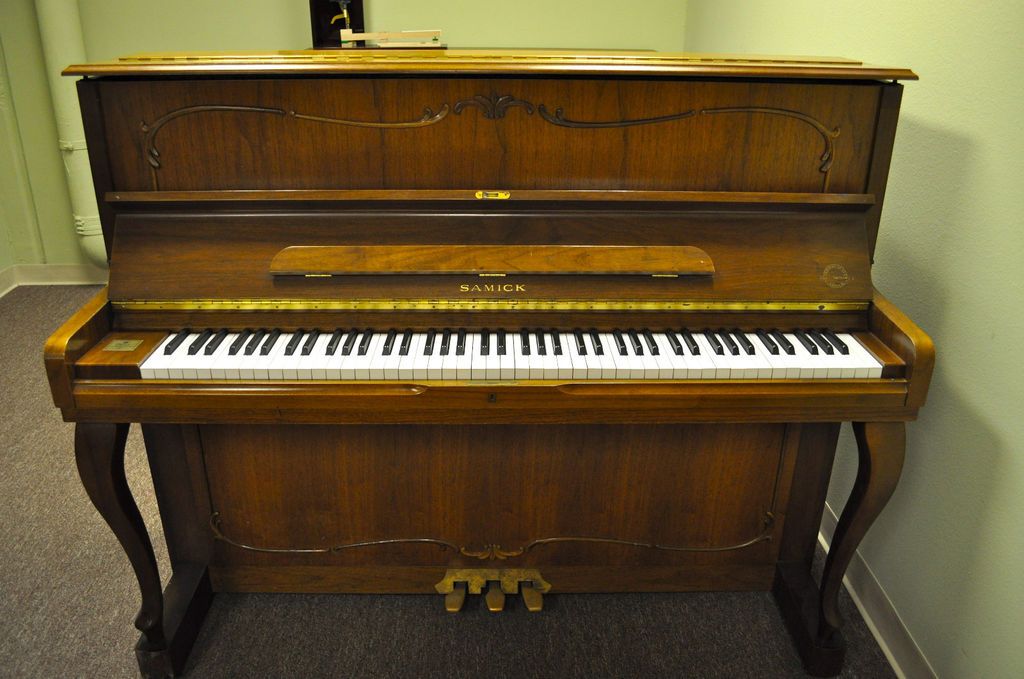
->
[209,511,775,558]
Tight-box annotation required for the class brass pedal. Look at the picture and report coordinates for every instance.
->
[444,581,467,613]
[485,581,506,612]
[434,568,552,613]
[520,582,543,612]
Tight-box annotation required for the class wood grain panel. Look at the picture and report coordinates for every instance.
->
[200,424,787,573]
[107,210,873,303]
[269,244,715,276]
[98,78,880,194]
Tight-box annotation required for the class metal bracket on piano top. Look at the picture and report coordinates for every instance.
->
[113,299,869,312]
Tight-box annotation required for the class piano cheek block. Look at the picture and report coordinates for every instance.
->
[51,49,927,679]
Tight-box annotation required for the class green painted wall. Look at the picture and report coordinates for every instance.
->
[0,0,80,266]
[686,2,1024,677]
[77,0,687,60]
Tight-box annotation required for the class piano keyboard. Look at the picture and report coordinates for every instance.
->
[140,328,883,380]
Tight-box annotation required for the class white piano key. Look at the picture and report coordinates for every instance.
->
[783,333,827,379]
[470,333,488,380]
[538,332,559,379]
[305,333,333,380]
[455,333,474,380]
[484,333,503,380]
[140,334,178,379]
[425,332,444,380]
[398,333,425,380]
[595,333,619,379]
[842,333,884,378]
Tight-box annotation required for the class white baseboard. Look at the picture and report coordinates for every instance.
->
[820,503,936,679]
[0,263,107,297]
[0,266,16,298]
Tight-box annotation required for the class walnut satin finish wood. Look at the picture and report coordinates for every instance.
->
[47,51,933,678]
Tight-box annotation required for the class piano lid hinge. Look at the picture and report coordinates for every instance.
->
[478,273,507,277]
[651,274,679,278]
[304,273,333,278]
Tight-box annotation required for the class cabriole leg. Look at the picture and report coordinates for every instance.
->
[75,423,166,651]
[817,421,905,645]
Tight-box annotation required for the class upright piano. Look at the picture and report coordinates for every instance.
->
[46,50,932,678]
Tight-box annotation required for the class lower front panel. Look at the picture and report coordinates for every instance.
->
[197,423,796,593]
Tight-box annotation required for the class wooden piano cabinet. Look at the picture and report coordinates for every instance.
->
[71,415,904,677]
[54,50,926,678]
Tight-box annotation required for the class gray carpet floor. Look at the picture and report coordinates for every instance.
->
[0,285,895,679]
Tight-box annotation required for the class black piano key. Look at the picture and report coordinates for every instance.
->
[382,329,398,356]
[301,329,321,356]
[440,329,452,356]
[664,330,684,355]
[627,330,644,356]
[244,329,267,356]
[573,329,588,356]
[806,329,834,355]
[480,329,490,356]
[821,329,850,355]
[496,329,507,356]
[589,329,604,356]
[703,329,724,355]
[164,328,192,355]
[228,329,251,356]
[679,329,700,355]
[357,329,374,356]
[399,329,413,356]
[641,329,659,356]
[535,329,546,356]
[717,329,739,356]
[325,329,345,356]
[769,330,795,355]
[793,330,819,355]
[202,329,229,356]
[456,329,467,356]
[550,330,563,356]
[519,328,531,356]
[732,329,756,355]
[203,329,228,355]
[424,329,437,356]
[261,329,282,355]
[612,330,627,356]
[187,329,214,355]
[755,329,780,355]
[285,329,306,356]
[341,330,360,356]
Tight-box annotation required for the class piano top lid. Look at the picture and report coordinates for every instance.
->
[62,49,917,81]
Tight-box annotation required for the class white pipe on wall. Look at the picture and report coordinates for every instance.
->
[34,0,106,268]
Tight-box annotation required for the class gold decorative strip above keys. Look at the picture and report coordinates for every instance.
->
[114,299,868,312]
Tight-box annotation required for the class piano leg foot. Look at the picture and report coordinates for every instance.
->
[135,565,214,679]
[74,423,167,660]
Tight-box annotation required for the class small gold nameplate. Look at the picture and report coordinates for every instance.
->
[104,339,143,352]
[474,190,510,200]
